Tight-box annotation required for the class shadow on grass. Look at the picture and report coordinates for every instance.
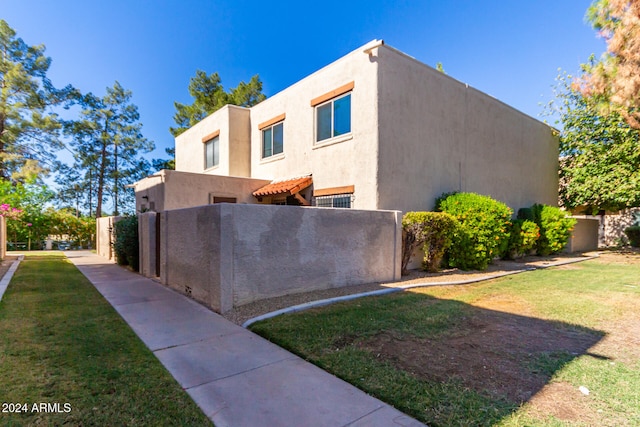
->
[251,292,606,426]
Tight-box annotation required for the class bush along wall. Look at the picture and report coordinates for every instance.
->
[518,204,576,256]
[505,219,540,259]
[401,211,459,274]
[113,215,139,271]
[436,192,512,270]
[625,226,640,247]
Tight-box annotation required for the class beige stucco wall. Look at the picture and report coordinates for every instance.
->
[175,105,251,177]
[375,45,559,213]
[159,203,401,313]
[96,216,121,261]
[248,42,381,209]
[138,212,157,278]
[133,170,271,213]
[565,217,599,253]
[172,40,558,215]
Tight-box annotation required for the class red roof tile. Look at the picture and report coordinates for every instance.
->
[253,176,312,197]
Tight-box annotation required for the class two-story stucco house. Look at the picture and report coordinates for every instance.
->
[134,39,558,214]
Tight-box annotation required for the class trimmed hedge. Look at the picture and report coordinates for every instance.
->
[519,204,576,256]
[113,215,139,271]
[625,226,640,247]
[505,219,539,259]
[401,211,458,274]
[436,192,512,270]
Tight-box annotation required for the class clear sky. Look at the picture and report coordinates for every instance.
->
[3,0,605,164]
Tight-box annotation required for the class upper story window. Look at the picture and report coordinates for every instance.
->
[258,113,285,159]
[311,81,354,144]
[202,130,220,169]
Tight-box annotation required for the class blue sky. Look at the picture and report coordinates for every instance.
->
[4,0,605,164]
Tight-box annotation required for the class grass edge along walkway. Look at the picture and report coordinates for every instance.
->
[0,252,213,426]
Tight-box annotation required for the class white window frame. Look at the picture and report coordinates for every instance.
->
[314,193,354,209]
[315,92,351,143]
[204,135,219,169]
[262,122,284,159]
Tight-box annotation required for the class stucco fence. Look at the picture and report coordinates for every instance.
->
[96,216,122,262]
[138,204,402,314]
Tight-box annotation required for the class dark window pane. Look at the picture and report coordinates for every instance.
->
[333,94,351,136]
[332,195,351,208]
[262,128,272,158]
[273,123,283,155]
[317,103,332,142]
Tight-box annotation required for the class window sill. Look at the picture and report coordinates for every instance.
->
[204,165,220,172]
[313,133,353,150]
[260,153,285,164]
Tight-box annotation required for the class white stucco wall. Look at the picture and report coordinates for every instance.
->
[248,42,381,209]
[375,45,559,213]
[175,105,251,177]
[172,40,558,215]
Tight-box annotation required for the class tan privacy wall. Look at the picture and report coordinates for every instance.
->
[96,216,121,262]
[565,217,599,253]
[157,204,402,313]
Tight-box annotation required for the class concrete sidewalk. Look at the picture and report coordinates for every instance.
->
[66,251,425,427]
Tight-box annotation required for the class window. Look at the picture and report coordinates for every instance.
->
[209,195,237,204]
[316,93,351,143]
[204,135,219,169]
[314,193,353,208]
[262,122,284,158]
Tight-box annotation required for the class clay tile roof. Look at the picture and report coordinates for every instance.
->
[253,175,313,197]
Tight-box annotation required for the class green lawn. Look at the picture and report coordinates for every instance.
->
[0,253,212,426]
[250,255,640,427]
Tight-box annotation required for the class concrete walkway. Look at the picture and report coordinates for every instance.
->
[66,251,425,427]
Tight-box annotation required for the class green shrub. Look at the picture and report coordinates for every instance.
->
[625,226,640,247]
[522,204,576,256]
[113,215,139,271]
[401,211,459,274]
[436,192,512,270]
[505,219,539,259]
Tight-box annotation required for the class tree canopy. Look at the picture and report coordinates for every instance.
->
[0,19,76,182]
[576,0,640,128]
[60,82,154,217]
[170,71,266,137]
[550,72,640,212]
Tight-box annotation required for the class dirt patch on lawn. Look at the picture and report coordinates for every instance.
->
[356,249,640,424]
[357,309,602,403]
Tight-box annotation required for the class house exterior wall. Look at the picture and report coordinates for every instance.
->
[175,105,251,177]
[170,41,557,215]
[375,45,559,213]
[158,203,402,313]
[248,43,380,209]
[133,170,271,213]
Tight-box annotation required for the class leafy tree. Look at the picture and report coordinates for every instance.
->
[0,19,76,181]
[0,178,54,249]
[170,71,266,136]
[152,146,175,171]
[61,82,153,217]
[576,0,640,128]
[549,72,640,212]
